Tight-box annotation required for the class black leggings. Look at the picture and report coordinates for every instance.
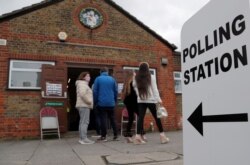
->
[125,104,145,137]
[137,103,164,134]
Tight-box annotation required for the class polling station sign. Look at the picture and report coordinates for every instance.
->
[181,0,250,165]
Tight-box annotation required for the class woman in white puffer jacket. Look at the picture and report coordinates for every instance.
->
[75,72,94,144]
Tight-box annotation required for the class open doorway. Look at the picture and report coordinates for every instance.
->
[67,67,100,131]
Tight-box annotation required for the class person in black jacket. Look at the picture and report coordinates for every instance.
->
[121,70,145,143]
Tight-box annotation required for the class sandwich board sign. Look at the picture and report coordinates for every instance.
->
[181,0,250,165]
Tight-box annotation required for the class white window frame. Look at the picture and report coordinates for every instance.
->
[123,66,156,80]
[174,71,182,93]
[8,60,55,90]
[123,66,157,114]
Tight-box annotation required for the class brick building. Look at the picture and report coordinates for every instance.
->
[0,0,182,139]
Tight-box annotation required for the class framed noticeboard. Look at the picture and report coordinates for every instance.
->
[46,82,62,96]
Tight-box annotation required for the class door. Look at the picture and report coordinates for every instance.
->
[113,69,127,129]
[41,64,68,133]
[67,67,100,131]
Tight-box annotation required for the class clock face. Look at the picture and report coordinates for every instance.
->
[79,8,103,29]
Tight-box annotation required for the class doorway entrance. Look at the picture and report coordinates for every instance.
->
[67,67,100,131]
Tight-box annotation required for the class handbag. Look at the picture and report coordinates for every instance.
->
[156,104,168,118]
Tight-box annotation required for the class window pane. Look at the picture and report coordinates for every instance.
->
[123,67,155,75]
[175,80,182,93]
[174,72,181,78]
[12,61,43,69]
[10,71,41,87]
[9,60,55,89]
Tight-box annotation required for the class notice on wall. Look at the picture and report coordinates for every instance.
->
[181,0,250,165]
[0,39,7,46]
[118,83,124,94]
[46,82,62,96]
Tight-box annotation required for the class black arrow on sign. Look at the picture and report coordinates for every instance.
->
[188,102,248,136]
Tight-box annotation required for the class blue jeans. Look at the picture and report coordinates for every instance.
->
[97,106,117,138]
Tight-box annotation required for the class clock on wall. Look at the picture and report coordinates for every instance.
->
[79,7,103,29]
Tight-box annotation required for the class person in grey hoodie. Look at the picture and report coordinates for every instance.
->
[75,72,95,144]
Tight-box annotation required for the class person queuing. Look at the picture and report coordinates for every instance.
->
[93,67,118,142]
[121,70,146,143]
[133,62,170,144]
[75,72,95,144]
[91,84,101,138]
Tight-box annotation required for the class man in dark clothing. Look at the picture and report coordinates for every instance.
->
[93,67,118,141]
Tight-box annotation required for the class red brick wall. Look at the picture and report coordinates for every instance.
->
[173,52,182,129]
[0,0,179,138]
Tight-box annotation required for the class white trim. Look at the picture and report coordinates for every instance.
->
[173,71,182,93]
[9,60,55,89]
[0,39,7,46]
[123,66,156,79]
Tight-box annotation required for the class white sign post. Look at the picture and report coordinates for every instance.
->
[181,0,250,165]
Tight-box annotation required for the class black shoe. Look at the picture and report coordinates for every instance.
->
[124,132,132,137]
[97,136,107,142]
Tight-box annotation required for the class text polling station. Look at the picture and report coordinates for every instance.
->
[182,14,248,85]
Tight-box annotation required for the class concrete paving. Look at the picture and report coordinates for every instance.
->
[0,131,183,165]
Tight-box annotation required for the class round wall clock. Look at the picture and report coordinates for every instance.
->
[79,7,103,29]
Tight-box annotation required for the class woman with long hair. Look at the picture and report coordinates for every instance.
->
[121,70,145,143]
[133,62,169,144]
[75,72,95,144]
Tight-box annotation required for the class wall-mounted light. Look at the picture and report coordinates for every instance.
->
[58,32,68,42]
[161,57,168,66]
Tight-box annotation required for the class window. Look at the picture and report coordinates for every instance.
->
[9,60,55,89]
[123,66,156,80]
[123,66,157,114]
[174,71,182,93]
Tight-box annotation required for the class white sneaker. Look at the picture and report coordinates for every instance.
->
[126,137,133,143]
[91,135,101,138]
[142,135,147,142]
[160,135,170,144]
[133,137,146,145]
[79,138,95,144]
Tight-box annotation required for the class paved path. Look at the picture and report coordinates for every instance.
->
[0,131,183,165]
